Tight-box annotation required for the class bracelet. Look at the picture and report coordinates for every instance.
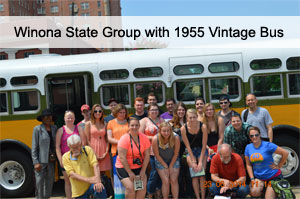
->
[250,178,255,181]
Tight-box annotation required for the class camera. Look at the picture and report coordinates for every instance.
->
[133,158,142,165]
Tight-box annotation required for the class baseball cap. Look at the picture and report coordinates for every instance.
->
[81,104,90,112]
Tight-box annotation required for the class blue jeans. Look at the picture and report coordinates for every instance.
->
[209,181,249,198]
[147,156,162,194]
[75,184,107,199]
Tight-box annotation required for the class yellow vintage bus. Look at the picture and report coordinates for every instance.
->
[0,47,299,197]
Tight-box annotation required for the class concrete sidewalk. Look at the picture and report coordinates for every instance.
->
[26,180,300,198]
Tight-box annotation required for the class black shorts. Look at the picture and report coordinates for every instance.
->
[116,167,142,180]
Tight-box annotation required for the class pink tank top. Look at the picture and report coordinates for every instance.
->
[60,125,79,155]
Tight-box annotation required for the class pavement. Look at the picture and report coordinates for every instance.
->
[25,180,300,198]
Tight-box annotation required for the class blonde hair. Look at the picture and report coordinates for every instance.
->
[158,122,175,150]
[186,108,198,120]
[203,103,218,134]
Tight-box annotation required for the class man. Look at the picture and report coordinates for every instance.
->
[160,98,175,122]
[224,114,251,160]
[104,98,118,123]
[147,92,163,115]
[217,95,239,127]
[241,93,273,142]
[209,144,249,198]
[77,104,91,130]
[131,97,148,120]
[62,134,107,199]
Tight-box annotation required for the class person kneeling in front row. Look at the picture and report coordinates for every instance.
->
[62,134,106,199]
[209,144,249,198]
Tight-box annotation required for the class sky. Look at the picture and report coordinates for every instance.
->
[121,0,300,16]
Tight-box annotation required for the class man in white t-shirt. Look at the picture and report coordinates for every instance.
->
[241,93,273,142]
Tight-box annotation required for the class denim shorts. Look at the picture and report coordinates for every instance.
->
[154,158,180,170]
[186,147,203,158]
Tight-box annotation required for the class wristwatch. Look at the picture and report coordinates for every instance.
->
[250,178,255,181]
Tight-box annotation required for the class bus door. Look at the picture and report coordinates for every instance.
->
[46,74,91,127]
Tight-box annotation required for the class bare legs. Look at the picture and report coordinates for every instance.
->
[121,176,147,199]
[62,171,72,199]
[157,167,179,199]
[187,156,206,199]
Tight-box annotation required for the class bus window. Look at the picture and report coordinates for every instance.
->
[251,74,282,97]
[11,76,38,86]
[0,78,6,87]
[0,92,8,114]
[287,57,300,70]
[174,79,204,102]
[208,62,239,73]
[101,84,130,106]
[250,58,281,70]
[288,73,300,96]
[134,82,164,104]
[12,91,39,112]
[100,69,129,80]
[133,67,163,78]
[173,64,204,75]
[209,78,240,101]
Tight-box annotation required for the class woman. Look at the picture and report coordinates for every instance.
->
[115,117,151,199]
[245,127,288,198]
[169,102,187,136]
[181,109,208,199]
[56,110,81,199]
[107,104,129,198]
[107,104,129,165]
[31,109,57,199]
[152,122,180,199]
[139,103,165,198]
[169,102,190,198]
[85,104,111,175]
[195,97,206,122]
[203,103,224,156]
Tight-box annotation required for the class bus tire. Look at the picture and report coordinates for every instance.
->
[273,135,299,185]
[0,150,34,198]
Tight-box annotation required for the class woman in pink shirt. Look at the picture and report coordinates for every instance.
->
[56,110,81,199]
[85,104,111,174]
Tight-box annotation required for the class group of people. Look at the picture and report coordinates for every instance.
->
[31,92,289,199]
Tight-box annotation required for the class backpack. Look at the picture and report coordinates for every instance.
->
[271,179,295,199]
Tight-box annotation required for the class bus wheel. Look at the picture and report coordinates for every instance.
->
[273,135,299,185]
[0,150,34,197]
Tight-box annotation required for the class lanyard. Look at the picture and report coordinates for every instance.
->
[129,134,142,159]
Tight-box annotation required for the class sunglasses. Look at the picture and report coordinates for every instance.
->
[250,133,260,138]
[219,101,228,105]
[94,110,102,113]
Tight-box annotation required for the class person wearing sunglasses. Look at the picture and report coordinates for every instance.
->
[244,127,288,198]
[85,104,112,182]
[217,95,240,127]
